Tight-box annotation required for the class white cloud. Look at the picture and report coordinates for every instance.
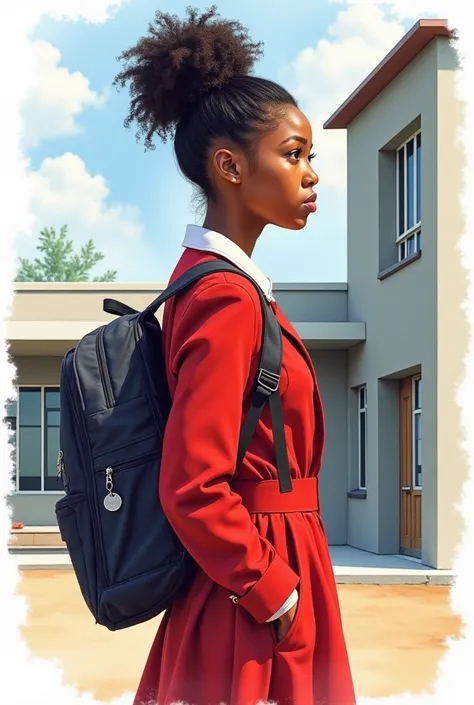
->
[329,0,445,21]
[24,0,129,26]
[21,40,105,148]
[283,3,407,191]
[19,152,146,279]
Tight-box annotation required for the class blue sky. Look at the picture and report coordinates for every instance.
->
[21,0,420,283]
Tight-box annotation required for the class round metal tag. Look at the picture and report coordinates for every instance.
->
[104,493,122,512]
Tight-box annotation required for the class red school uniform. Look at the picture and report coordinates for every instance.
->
[134,226,356,705]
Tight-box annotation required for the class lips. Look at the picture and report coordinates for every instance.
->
[303,192,317,213]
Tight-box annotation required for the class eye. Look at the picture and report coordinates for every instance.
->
[286,148,317,163]
[287,148,303,161]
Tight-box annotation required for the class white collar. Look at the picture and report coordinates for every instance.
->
[182,224,275,303]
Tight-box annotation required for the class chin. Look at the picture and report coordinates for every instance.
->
[291,217,308,230]
[268,216,308,231]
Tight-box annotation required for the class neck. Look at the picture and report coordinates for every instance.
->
[203,201,263,257]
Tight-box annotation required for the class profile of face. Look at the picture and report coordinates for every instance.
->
[210,105,319,232]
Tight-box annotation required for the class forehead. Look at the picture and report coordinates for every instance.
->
[267,105,313,144]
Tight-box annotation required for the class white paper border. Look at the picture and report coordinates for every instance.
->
[1,1,472,704]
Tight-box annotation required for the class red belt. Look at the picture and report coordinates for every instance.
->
[232,478,319,514]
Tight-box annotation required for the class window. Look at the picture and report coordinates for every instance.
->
[413,377,422,489]
[397,131,422,262]
[6,386,63,493]
[358,386,367,490]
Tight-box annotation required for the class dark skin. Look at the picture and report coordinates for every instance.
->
[202,105,318,640]
[203,104,319,258]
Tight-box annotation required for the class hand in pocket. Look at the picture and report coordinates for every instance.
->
[276,602,297,643]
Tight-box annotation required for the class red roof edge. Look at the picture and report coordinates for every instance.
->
[323,19,455,130]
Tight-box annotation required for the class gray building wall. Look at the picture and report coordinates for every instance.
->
[312,350,348,545]
[9,349,349,544]
[345,36,464,568]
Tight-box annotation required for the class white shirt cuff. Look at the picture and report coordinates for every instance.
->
[266,589,299,622]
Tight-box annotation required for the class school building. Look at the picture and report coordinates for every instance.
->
[5,19,466,570]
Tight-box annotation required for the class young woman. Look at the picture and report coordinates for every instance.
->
[115,7,356,705]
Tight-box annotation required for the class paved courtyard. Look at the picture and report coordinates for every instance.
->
[18,571,461,702]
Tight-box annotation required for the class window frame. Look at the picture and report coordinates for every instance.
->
[357,385,368,491]
[9,385,63,495]
[396,130,422,263]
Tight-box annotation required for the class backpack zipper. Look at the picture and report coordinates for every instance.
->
[56,450,69,491]
[63,356,109,588]
[96,328,114,408]
[99,452,158,476]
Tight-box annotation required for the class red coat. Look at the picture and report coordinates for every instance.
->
[134,248,356,705]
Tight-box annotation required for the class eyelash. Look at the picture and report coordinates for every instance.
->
[288,149,317,162]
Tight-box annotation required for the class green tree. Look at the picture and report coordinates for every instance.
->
[16,225,118,282]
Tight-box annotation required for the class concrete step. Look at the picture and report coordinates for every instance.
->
[9,526,66,549]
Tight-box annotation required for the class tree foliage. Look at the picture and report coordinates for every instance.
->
[16,226,117,282]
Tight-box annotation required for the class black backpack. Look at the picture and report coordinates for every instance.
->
[55,260,292,631]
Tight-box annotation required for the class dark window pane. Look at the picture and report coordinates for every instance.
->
[359,386,365,409]
[416,133,422,223]
[399,241,406,261]
[359,412,366,488]
[18,426,41,491]
[414,379,422,410]
[414,413,422,487]
[19,389,41,426]
[45,476,63,491]
[46,410,60,426]
[45,426,60,479]
[19,476,42,491]
[407,138,415,229]
[398,148,405,235]
[45,389,60,410]
[407,234,415,256]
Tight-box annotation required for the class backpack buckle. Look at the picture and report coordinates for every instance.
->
[257,368,280,394]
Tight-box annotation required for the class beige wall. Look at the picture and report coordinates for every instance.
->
[10,283,165,322]
[13,356,62,386]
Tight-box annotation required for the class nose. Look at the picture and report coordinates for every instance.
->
[303,164,319,188]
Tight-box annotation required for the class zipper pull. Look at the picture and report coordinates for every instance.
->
[103,467,122,512]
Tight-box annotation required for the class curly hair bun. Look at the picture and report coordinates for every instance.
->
[114,5,264,149]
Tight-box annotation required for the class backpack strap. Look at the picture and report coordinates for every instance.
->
[145,261,292,494]
[103,298,139,317]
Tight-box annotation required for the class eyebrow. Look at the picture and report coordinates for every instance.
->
[280,135,313,148]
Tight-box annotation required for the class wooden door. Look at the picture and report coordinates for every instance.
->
[399,376,422,558]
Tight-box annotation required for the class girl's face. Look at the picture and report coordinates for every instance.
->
[241,105,319,231]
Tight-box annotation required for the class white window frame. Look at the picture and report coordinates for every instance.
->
[412,376,422,490]
[396,129,422,262]
[10,385,63,495]
[358,386,367,491]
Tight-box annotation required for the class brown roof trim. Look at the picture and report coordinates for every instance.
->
[323,19,455,130]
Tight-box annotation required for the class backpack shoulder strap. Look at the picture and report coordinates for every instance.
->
[153,261,292,494]
[103,260,292,494]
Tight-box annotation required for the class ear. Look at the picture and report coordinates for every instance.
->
[211,148,243,185]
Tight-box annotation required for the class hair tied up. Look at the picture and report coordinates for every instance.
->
[113,5,264,150]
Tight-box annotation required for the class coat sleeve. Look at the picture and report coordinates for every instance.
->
[159,277,299,624]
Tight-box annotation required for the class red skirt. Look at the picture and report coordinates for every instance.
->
[134,479,356,705]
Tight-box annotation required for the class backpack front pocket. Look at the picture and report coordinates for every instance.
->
[55,493,96,616]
